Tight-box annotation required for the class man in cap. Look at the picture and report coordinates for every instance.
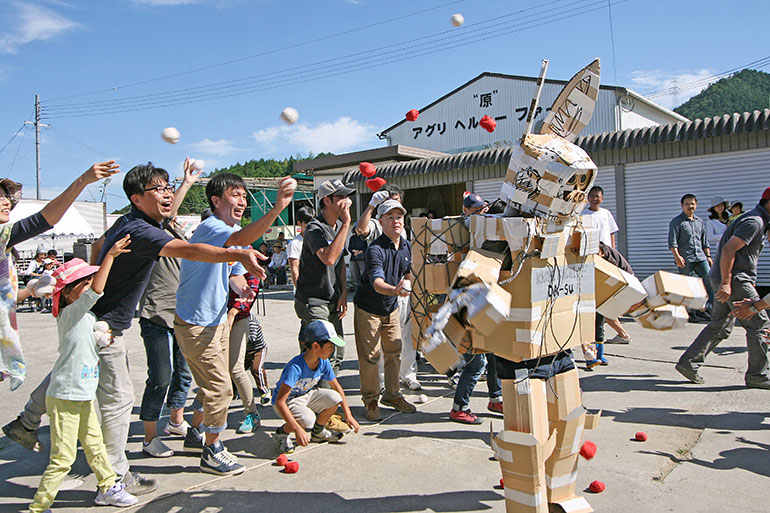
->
[353,199,417,421]
[294,179,355,375]
[461,192,489,216]
[676,187,770,388]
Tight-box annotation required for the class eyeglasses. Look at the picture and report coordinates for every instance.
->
[144,185,176,194]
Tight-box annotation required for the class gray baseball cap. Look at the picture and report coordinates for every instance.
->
[317,179,356,199]
[376,199,407,219]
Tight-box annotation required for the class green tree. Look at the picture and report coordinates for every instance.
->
[674,69,770,120]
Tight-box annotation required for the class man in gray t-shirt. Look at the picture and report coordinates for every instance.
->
[668,194,713,312]
[676,188,770,389]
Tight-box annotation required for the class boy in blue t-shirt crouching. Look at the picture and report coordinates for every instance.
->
[272,320,359,453]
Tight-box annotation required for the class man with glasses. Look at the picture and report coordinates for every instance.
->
[294,179,354,375]
[2,160,268,494]
[353,199,417,421]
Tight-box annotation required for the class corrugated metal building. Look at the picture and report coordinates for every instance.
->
[343,110,770,285]
[378,72,687,154]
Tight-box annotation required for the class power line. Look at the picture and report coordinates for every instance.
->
[43,0,625,118]
[0,122,28,155]
[644,55,770,99]
[45,0,575,112]
[44,0,468,103]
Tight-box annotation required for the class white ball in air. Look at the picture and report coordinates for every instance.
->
[450,13,464,27]
[191,159,205,171]
[161,127,180,144]
[280,107,299,125]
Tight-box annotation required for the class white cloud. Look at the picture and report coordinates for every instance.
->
[629,69,716,109]
[187,138,241,156]
[0,3,79,54]
[253,116,378,154]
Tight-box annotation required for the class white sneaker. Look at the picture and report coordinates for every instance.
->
[164,419,190,437]
[142,437,174,458]
[94,482,138,507]
[605,335,632,344]
[403,379,422,391]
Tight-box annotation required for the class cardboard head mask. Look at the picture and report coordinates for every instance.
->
[501,59,600,219]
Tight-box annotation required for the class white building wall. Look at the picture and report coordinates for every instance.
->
[619,97,687,131]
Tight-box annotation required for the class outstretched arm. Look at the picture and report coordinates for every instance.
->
[41,161,120,227]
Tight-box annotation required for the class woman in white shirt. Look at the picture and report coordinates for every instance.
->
[706,196,729,255]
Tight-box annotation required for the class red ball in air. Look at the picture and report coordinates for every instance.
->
[406,109,419,121]
[284,461,299,473]
[276,454,289,466]
[588,480,605,493]
[479,115,496,133]
[499,478,504,488]
[580,441,597,460]
[359,162,376,178]
[366,177,387,192]
[635,431,648,442]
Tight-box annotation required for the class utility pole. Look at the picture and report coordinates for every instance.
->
[24,94,50,200]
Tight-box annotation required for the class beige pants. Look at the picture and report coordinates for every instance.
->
[174,315,231,433]
[354,306,402,404]
[272,388,341,429]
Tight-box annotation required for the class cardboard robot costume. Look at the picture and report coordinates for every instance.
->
[427,59,603,513]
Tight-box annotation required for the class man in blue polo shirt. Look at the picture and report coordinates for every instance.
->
[353,199,417,421]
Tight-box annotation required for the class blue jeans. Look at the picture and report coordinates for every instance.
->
[139,318,192,422]
[453,353,502,410]
[679,259,714,308]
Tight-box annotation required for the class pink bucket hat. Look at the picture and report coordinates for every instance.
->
[51,258,99,317]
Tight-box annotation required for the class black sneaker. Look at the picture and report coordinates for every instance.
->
[675,363,704,384]
[200,441,245,476]
[184,426,204,453]
[120,471,157,496]
[2,416,42,452]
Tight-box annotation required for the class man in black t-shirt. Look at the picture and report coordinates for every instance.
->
[294,179,355,374]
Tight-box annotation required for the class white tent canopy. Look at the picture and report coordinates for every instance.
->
[9,200,94,237]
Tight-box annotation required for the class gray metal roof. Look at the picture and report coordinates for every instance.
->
[576,109,770,152]
[343,146,513,184]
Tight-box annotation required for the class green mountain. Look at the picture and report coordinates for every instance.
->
[674,69,770,120]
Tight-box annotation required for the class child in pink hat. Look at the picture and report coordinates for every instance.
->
[29,235,137,512]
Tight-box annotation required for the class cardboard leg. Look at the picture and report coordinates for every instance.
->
[545,368,593,513]
[495,378,553,513]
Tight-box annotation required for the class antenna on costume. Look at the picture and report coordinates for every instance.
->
[523,59,549,137]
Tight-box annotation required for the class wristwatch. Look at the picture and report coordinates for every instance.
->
[749,302,760,314]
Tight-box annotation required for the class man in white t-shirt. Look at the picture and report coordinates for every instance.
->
[287,206,315,287]
[581,185,631,348]
[582,185,618,248]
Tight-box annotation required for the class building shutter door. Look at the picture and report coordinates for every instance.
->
[473,178,505,203]
[624,149,770,284]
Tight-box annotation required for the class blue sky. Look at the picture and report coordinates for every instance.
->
[1,0,767,212]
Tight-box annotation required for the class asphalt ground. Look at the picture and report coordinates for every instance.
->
[1,289,769,513]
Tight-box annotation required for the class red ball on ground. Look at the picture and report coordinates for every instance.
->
[406,109,419,121]
[359,161,376,178]
[276,454,289,466]
[366,177,387,192]
[479,115,496,133]
[284,461,299,473]
[580,441,597,460]
[635,431,648,442]
[589,480,605,493]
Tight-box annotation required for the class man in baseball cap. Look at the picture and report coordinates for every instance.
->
[462,192,488,216]
[317,179,355,199]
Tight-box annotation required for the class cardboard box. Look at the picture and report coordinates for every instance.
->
[474,253,595,362]
[422,261,460,294]
[442,314,470,352]
[584,409,602,430]
[566,226,600,257]
[466,283,512,336]
[410,297,440,348]
[546,369,582,421]
[452,249,503,288]
[501,378,549,439]
[594,257,647,319]
[634,304,688,331]
[469,214,537,253]
[420,330,463,374]
[411,216,469,255]
[492,426,556,511]
[642,270,708,310]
